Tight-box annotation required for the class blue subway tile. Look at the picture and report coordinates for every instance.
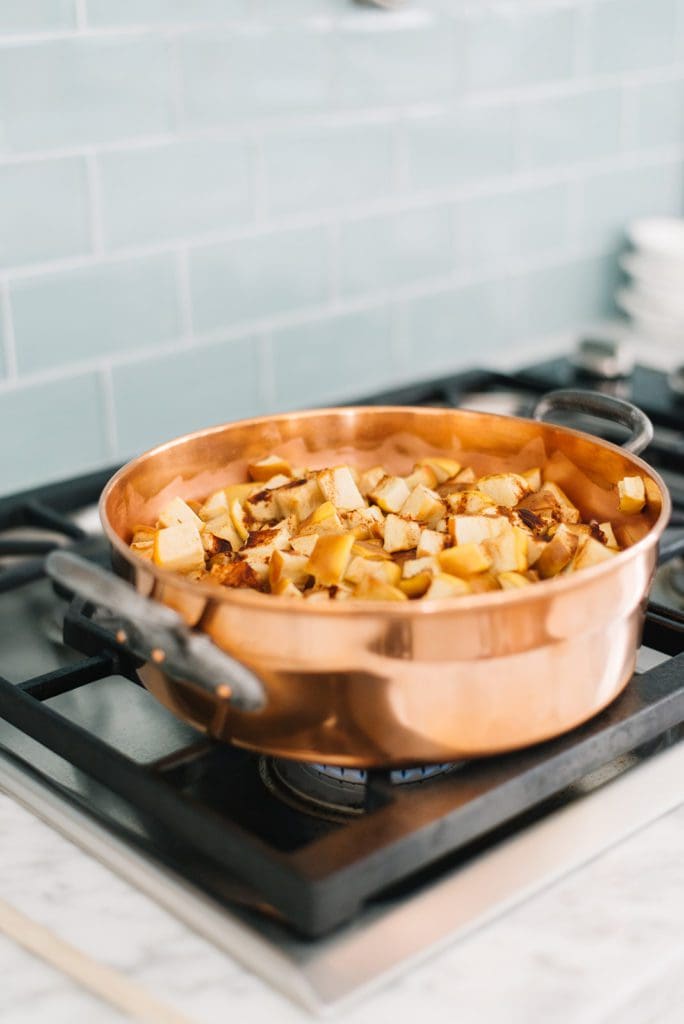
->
[0,158,90,268]
[0,374,108,494]
[86,0,248,26]
[11,255,182,374]
[517,255,618,338]
[589,0,678,73]
[189,227,329,334]
[98,139,251,248]
[179,28,333,125]
[0,37,174,153]
[456,184,572,275]
[518,89,623,170]
[633,79,684,149]
[112,338,260,455]
[0,0,75,32]
[339,206,454,298]
[271,307,393,409]
[464,6,575,92]
[405,107,516,191]
[263,124,394,217]
[580,161,684,251]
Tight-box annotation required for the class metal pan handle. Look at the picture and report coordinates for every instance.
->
[45,550,266,713]
[532,389,654,455]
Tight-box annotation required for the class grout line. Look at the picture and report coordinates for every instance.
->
[1,144,683,284]
[0,283,18,381]
[175,249,194,339]
[84,151,105,254]
[0,240,622,395]
[98,364,119,457]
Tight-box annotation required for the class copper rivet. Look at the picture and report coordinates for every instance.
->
[115,629,128,645]
[216,684,233,700]
[151,648,166,664]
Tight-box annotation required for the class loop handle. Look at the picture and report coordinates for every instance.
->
[533,389,654,455]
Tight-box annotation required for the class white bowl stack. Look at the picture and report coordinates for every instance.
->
[617,217,684,364]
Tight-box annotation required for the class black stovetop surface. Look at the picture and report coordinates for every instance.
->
[0,355,683,939]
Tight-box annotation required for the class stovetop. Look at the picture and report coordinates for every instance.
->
[1,351,683,1012]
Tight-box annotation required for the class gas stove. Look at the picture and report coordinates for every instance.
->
[1,350,683,1013]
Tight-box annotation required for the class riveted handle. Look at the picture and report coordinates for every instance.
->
[533,389,654,455]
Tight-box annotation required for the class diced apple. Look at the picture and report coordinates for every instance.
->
[210,558,262,589]
[469,572,500,593]
[272,578,303,598]
[446,489,497,515]
[417,529,446,557]
[526,535,547,567]
[477,473,531,508]
[383,514,422,553]
[399,571,432,598]
[519,482,580,524]
[274,477,322,523]
[245,486,281,522]
[439,542,492,577]
[269,549,311,589]
[358,465,386,497]
[354,577,408,602]
[498,571,532,590]
[449,514,508,546]
[617,476,646,514]
[153,524,205,573]
[573,535,618,571]
[299,500,344,536]
[229,497,250,542]
[455,467,476,483]
[307,532,355,587]
[402,556,439,579]
[341,505,385,539]
[131,525,156,544]
[247,454,292,481]
[425,573,471,598]
[317,466,366,511]
[290,534,319,558]
[522,467,542,491]
[598,521,619,549]
[351,538,392,561]
[400,484,446,524]
[345,556,401,586]
[536,524,579,578]
[158,496,203,531]
[417,457,461,484]
[483,527,529,574]
[130,540,154,561]
[404,464,438,490]
[370,475,411,514]
[198,489,230,522]
[203,513,243,551]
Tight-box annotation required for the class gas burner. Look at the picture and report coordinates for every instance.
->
[261,757,459,820]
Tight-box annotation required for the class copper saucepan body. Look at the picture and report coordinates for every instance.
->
[57,391,673,767]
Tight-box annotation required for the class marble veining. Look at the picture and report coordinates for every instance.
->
[0,791,683,1024]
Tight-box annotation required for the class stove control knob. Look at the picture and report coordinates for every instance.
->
[572,337,634,379]
[668,365,684,397]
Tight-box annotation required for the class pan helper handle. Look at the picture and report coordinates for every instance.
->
[532,389,654,455]
[45,550,266,713]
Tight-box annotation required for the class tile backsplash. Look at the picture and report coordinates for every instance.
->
[1,0,683,493]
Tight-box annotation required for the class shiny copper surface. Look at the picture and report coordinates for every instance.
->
[100,406,670,766]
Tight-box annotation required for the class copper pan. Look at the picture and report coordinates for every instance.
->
[62,391,673,766]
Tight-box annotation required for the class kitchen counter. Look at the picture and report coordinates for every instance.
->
[1,786,683,1024]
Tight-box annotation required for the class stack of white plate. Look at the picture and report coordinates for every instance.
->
[617,217,684,359]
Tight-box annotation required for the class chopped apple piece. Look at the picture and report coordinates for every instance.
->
[522,467,542,491]
[617,476,646,514]
[290,534,319,558]
[449,514,508,546]
[198,489,230,522]
[402,556,439,579]
[242,519,291,558]
[446,489,497,515]
[274,477,322,522]
[248,454,292,481]
[153,524,205,573]
[573,535,618,571]
[426,573,471,598]
[225,482,259,503]
[455,467,476,484]
[355,577,408,601]
[599,521,619,549]
[400,484,446,524]
[352,538,392,561]
[498,571,532,590]
[307,532,355,587]
[358,465,386,497]
[526,535,547,567]
[317,466,366,511]
[245,486,282,522]
[484,527,529,574]
[130,540,154,561]
[417,529,446,557]
[519,482,580,525]
[536,524,579,578]
[158,496,203,531]
[272,578,303,598]
[210,559,262,589]
[370,475,411,514]
[131,525,156,544]
[405,464,438,490]
[345,556,401,586]
[383,514,422,553]
[299,500,344,536]
[439,542,492,577]
[417,457,461,484]
[203,513,243,551]
[228,497,250,542]
[341,505,385,539]
[399,571,432,598]
[477,473,531,508]
[269,550,311,589]
[469,571,500,593]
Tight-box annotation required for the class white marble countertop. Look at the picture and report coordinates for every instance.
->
[1,786,684,1024]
